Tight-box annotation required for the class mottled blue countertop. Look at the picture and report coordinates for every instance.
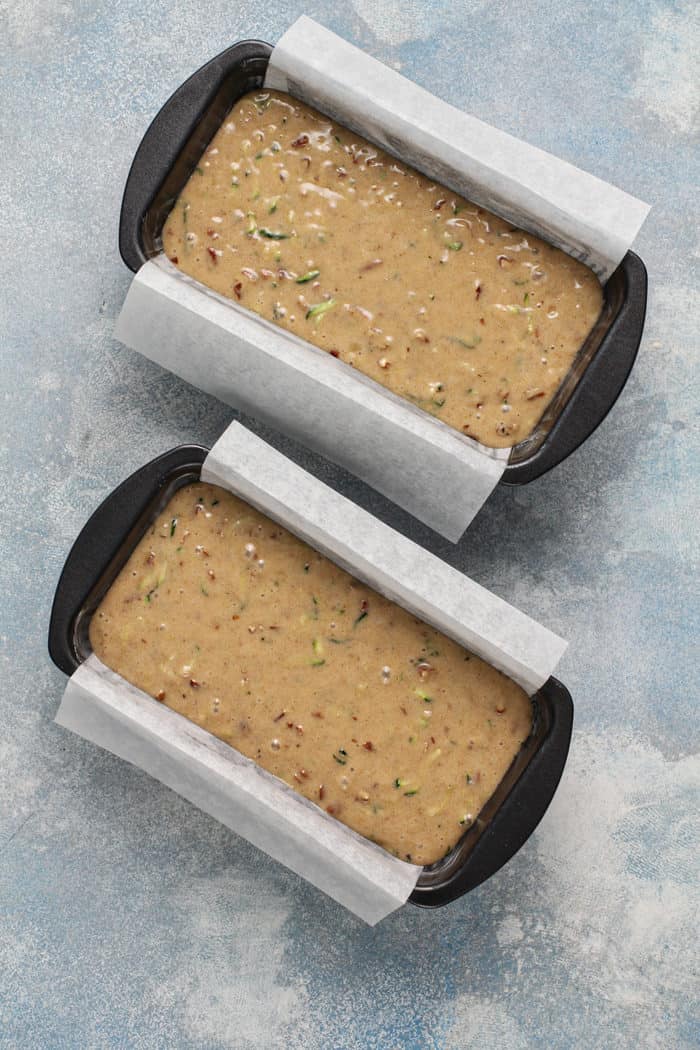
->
[1,3,698,1048]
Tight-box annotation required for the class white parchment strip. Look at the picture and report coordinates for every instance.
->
[56,655,420,925]
[265,16,649,281]
[201,423,566,695]
[115,256,507,542]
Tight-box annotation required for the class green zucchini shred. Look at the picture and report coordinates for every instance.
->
[305,299,336,320]
[449,336,482,350]
[258,228,291,240]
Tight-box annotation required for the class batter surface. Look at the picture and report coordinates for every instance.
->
[162,91,603,448]
[90,482,533,865]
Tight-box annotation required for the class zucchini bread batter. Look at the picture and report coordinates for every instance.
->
[90,482,533,865]
[162,90,603,448]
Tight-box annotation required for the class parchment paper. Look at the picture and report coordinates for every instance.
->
[201,424,565,694]
[116,257,507,542]
[115,18,648,540]
[55,422,567,923]
[265,17,649,281]
[56,654,420,926]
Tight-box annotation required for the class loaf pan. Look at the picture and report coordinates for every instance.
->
[48,445,573,908]
[118,39,647,485]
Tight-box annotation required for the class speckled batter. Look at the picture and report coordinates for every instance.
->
[162,90,603,447]
[89,482,533,864]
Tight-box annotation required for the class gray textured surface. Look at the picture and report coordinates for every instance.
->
[1,2,698,1048]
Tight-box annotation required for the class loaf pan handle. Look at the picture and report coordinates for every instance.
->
[411,678,573,907]
[504,251,647,484]
[48,446,207,676]
[119,40,272,272]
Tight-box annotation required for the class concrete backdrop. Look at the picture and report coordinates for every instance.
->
[1,2,697,1047]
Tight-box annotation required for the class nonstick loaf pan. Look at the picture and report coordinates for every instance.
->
[118,39,647,486]
[48,445,574,908]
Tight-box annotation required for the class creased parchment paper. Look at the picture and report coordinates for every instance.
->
[116,17,647,540]
[55,422,566,923]
[266,17,649,281]
[57,654,420,925]
[116,257,507,542]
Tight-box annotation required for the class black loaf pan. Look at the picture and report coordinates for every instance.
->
[119,40,647,485]
[48,445,573,908]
